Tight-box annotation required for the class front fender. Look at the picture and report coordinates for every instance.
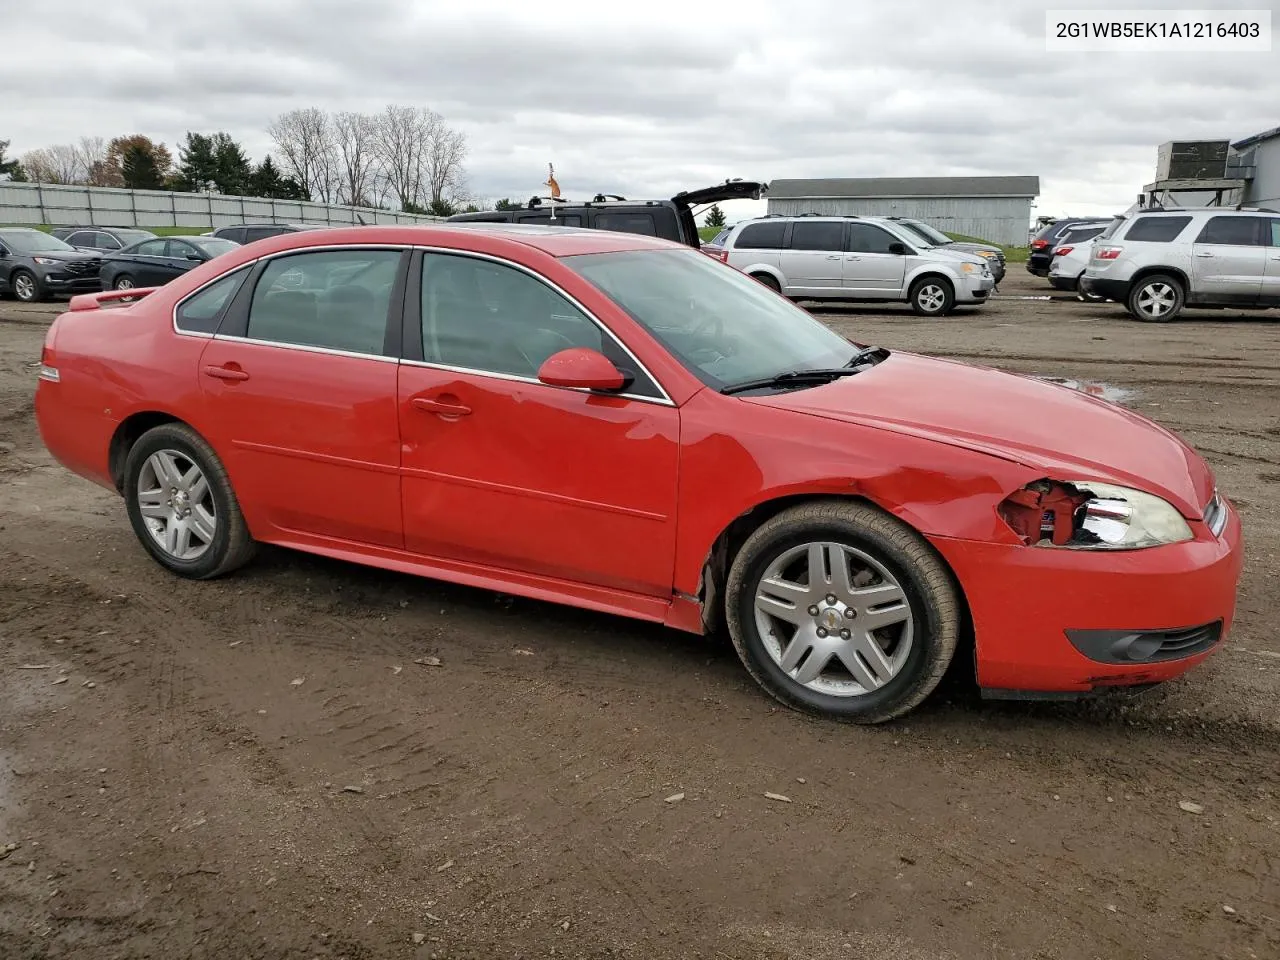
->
[671,394,1036,595]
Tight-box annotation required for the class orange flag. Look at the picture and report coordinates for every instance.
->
[544,164,560,199]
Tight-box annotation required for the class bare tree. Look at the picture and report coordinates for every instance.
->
[332,111,379,207]
[371,104,429,210]
[19,149,63,183]
[76,136,119,187]
[268,108,338,203]
[425,125,468,208]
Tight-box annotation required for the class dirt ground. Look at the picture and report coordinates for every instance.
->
[0,271,1277,960]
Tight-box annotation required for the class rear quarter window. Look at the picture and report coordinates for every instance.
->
[593,209,681,242]
[1123,216,1192,242]
[175,267,250,335]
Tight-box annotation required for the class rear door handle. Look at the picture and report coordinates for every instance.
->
[412,396,472,417]
[1195,251,1214,258]
[202,364,249,381]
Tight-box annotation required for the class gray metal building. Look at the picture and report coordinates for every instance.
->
[765,176,1041,247]
[1235,126,1280,209]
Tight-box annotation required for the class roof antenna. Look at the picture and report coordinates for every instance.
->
[544,164,560,222]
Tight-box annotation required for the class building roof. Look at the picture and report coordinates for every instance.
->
[767,176,1041,200]
[1232,125,1280,150]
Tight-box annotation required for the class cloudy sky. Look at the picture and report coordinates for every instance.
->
[3,0,1278,225]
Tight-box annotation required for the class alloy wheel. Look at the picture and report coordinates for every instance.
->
[13,273,36,301]
[136,449,217,561]
[916,284,946,313]
[753,541,914,696]
[1136,282,1176,319]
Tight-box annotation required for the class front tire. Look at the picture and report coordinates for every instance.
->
[1128,274,1183,322]
[724,500,960,724]
[122,423,256,579]
[11,269,41,303]
[908,277,954,316]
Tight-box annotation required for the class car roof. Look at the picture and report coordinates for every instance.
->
[204,222,681,261]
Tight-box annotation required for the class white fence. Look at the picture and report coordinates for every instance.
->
[0,181,442,229]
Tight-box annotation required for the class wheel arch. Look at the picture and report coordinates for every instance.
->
[108,410,191,492]
[906,269,957,293]
[744,266,785,289]
[690,491,974,651]
[1130,265,1189,292]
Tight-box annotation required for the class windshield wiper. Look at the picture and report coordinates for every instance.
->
[721,347,890,395]
[722,367,869,395]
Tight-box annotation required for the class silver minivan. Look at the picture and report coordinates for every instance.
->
[719,215,994,316]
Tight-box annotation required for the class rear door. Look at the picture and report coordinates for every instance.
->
[1264,218,1280,306]
[1191,215,1266,303]
[842,222,908,293]
[126,239,173,286]
[778,220,846,295]
[196,245,408,547]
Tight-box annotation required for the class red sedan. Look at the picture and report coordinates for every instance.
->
[33,225,1243,723]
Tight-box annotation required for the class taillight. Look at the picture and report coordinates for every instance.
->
[717,250,729,263]
[1095,246,1122,260]
[39,342,59,382]
[1031,239,1049,250]
[1054,246,1073,257]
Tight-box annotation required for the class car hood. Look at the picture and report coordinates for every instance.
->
[918,247,987,266]
[750,352,1215,518]
[27,249,100,263]
[947,240,1002,257]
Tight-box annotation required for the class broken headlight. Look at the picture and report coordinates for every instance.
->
[999,479,1193,550]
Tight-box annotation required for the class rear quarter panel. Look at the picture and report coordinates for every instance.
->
[35,301,208,491]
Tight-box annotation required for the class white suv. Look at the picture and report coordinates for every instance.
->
[1081,208,1280,322]
[717,215,994,316]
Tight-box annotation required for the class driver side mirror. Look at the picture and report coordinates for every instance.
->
[185,251,206,261]
[888,242,908,255]
[0,246,8,258]
[537,347,629,392]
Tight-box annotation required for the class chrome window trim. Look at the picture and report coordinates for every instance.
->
[171,241,677,406]
[397,357,674,407]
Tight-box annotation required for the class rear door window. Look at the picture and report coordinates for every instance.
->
[245,249,403,355]
[134,239,169,257]
[787,221,845,252]
[1195,216,1263,246]
[1123,216,1193,243]
[244,226,284,243]
[734,221,786,250]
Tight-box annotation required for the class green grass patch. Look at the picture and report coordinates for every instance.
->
[698,225,724,242]
[944,232,1029,262]
[2,223,215,237]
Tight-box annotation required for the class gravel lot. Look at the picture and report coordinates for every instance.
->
[1,273,1277,960]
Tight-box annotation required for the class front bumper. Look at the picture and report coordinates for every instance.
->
[927,498,1243,695]
[41,270,103,294]
[956,274,995,304]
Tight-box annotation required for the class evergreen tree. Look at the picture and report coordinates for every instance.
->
[211,132,252,195]
[705,203,726,228]
[121,144,164,189]
[174,132,218,192]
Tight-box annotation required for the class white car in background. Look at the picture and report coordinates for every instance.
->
[1048,221,1116,301]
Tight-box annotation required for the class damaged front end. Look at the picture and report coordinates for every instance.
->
[998,479,1195,550]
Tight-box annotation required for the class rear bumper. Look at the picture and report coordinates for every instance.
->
[927,500,1244,694]
[1079,276,1130,301]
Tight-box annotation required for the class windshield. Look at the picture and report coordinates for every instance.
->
[189,237,239,257]
[901,220,952,245]
[564,248,862,389]
[0,230,75,254]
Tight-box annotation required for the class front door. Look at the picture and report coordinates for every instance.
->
[778,220,847,296]
[397,250,680,597]
[1191,215,1266,303]
[197,246,408,547]
[842,222,908,293]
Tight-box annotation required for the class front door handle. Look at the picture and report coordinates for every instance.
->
[412,396,472,418]
[826,255,841,260]
[202,364,249,381]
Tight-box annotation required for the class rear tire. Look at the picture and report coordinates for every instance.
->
[724,500,960,724]
[1128,274,1183,322]
[751,273,781,293]
[122,423,256,580]
[909,277,954,317]
[113,274,136,291]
